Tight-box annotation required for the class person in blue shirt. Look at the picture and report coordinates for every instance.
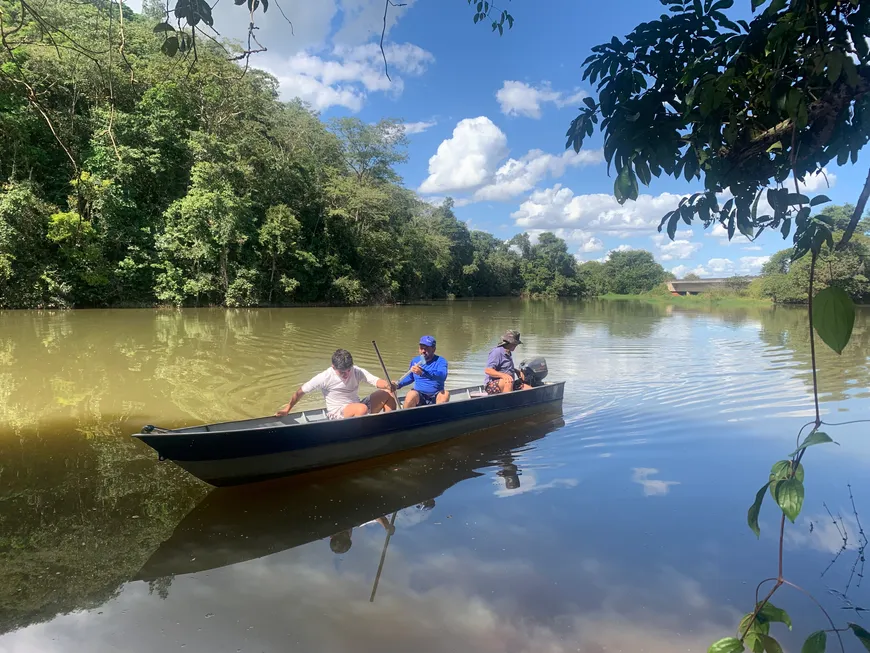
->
[393,335,449,407]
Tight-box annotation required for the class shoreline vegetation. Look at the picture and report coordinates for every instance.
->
[1,3,868,311]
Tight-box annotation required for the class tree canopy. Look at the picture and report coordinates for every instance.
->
[565,0,870,259]
[0,0,584,308]
[754,203,870,303]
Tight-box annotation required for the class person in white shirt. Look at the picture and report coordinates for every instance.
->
[275,349,396,420]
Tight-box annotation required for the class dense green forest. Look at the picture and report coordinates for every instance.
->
[0,0,612,308]
[5,0,863,309]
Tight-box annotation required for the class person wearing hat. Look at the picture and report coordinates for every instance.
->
[393,335,450,407]
[484,329,531,395]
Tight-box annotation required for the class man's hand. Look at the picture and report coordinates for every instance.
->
[410,364,424,375]
[390,381,398,392]
[276,403,291,417]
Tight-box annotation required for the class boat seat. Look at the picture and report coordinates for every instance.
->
[469,392,488,398]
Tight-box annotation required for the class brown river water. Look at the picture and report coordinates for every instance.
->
[1,298,869,652]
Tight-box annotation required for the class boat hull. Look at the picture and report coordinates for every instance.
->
[135,408,566,580]
[134,382,565,486]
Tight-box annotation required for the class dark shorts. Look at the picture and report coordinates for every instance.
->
[418,392,438,406]
[485,378,523,395]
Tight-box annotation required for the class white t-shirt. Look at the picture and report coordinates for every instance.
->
[301,366,380,418]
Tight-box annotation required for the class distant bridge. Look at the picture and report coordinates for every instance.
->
[667,277,756,295]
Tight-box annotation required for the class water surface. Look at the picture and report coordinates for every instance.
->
[1,299,869,652]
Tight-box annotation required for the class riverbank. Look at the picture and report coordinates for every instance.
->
[598,291,772,307]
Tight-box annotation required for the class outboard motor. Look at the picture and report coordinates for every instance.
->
[518,356,548,387]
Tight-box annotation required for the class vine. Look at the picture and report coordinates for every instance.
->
[709,243,867,653]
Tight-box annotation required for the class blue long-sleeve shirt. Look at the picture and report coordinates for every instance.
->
[396,355,448,394]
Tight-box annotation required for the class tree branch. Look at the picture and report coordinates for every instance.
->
[380,0,406,82]
[721,72,870,169]
[836,167,870,251]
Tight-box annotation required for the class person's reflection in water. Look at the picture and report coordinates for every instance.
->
[497,463,521,490]
[328,516,394,554]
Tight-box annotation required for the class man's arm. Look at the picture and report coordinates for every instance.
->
[396,360,417,390]
[276,386,306,417]
[357,366,391,391]
[485,350,513,382]
[427,357,448,383]
[484,367,513,381]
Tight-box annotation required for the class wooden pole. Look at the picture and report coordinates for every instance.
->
[369,511,399,603]
[371,340,401,410]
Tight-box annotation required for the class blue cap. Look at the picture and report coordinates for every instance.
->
[419,335,436,347]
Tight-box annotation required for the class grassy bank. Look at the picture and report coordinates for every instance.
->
[598,287,772,307]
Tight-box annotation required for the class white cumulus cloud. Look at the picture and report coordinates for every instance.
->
[472,149,602,202]
[419,120,600,199]
[798,168,837,193]
[496,81,588,118]
[265,42,433,111]
[526,228,604,253]
[403,120,437,134]
[418,117,509,194]
[657,238,703,262]
[512,185,688,235]
[673,256,770,278]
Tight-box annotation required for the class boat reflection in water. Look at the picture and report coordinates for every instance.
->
[136,407,566,581]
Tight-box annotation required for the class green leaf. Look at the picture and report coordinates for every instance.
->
[790,431,837,456]
[709,637,745,653]
[759,634,783,653]
[667,212,680,239]
[774,477,804,522]
[153,22,175,32]
[614,166,638,204]
[161,36,179,57]
[801,631,826,653]
[635,159,652,186]
[758,602,791,630]
[582,96,596,110]
[751,0,765,9]
[745,633,765,653]
[813,286,856,354]
[748,483,768,537]
[809,195,831,207]
[827,52,843,83]
[849,623,870,651]
[739,613,770,637]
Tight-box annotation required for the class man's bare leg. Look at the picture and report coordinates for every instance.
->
[436,390,450,403]
[367,389,397,413]
[342,403,370,418]
[404,390,421,408]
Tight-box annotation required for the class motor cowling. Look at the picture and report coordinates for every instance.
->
[518,356,548,387]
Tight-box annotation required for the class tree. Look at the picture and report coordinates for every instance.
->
[565,0,870,258]
[576,260,609,296]
[683,272,701,281]
[601,250,667,295]
[757,204,870,303]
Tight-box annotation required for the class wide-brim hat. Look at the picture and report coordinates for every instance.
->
[498,330,522,346]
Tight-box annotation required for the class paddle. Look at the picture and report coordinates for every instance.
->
[371,340,402,411]
[369,510,399,603]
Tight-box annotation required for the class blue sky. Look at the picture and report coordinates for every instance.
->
[129,0,870,278]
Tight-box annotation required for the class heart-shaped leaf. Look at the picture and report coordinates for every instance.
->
[709,637,745,653]
[790,431,838,456]
[813,286,855,354]
[801,631,826,653]
[775,477,804,522]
